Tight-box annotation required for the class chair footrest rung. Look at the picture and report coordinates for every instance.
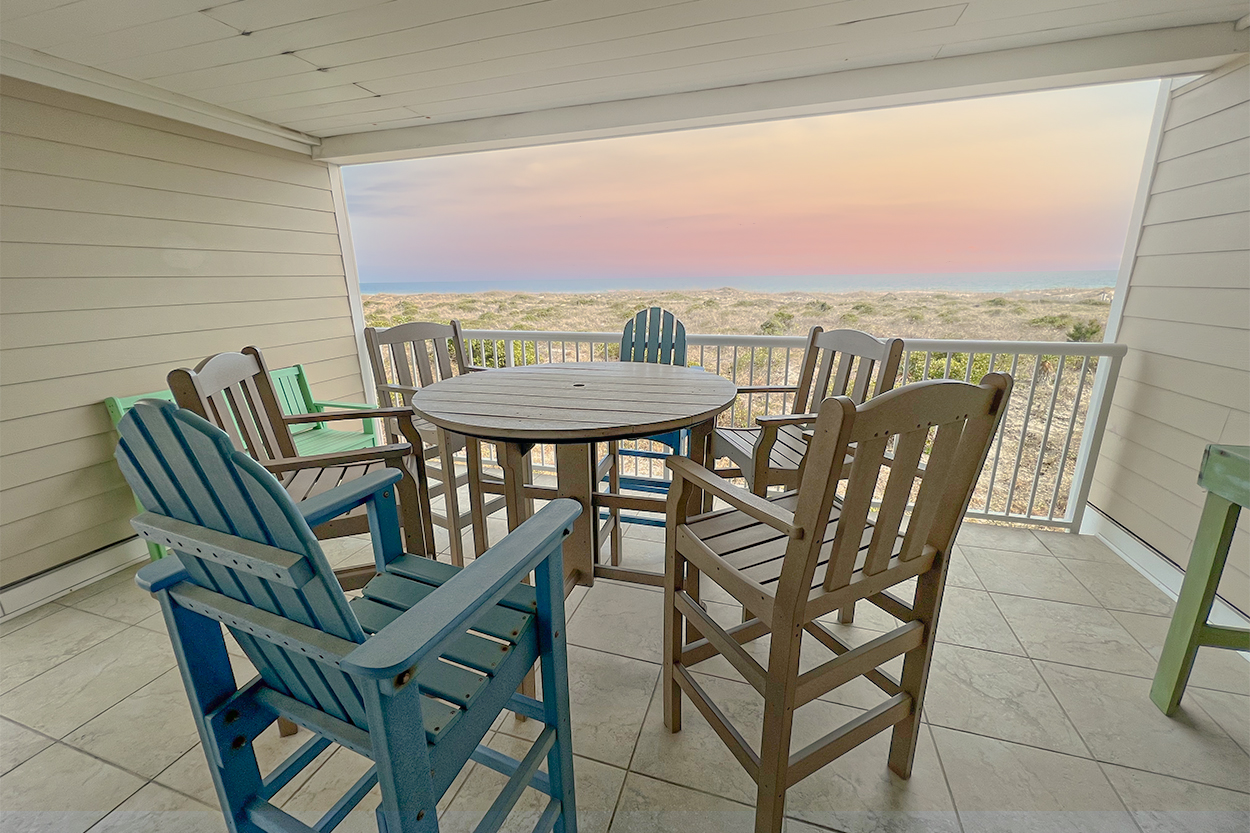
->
[786,693,912,787]
[794,620,923,707]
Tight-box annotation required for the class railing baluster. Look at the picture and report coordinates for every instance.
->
[1027,354,1065,518]
[1005,354,1043,518]
[984,352,1019,514]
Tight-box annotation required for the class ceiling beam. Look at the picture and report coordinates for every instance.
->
[0,41,320,155]
[316,22,1248,165]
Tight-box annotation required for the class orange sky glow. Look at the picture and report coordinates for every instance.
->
[343,80,1160,285]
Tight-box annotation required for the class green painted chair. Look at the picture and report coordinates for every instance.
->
[106,364,377,560]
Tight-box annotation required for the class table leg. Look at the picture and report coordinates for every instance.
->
[500,443,534,532]
[1150,491,1242,715]
[556,443,595,589]
[682,419,718,645]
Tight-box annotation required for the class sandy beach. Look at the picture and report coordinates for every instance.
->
[362,285,1114,342]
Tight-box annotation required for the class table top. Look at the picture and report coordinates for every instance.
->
[409,362,738,443]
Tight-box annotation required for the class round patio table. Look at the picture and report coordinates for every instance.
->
[410,362,737,591]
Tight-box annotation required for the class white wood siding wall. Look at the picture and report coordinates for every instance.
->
[0,77,366,588]
[1091,58,1250,611]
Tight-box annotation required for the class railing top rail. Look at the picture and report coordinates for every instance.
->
[459,329,1126,357]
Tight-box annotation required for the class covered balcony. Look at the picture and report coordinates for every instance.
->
[1,1,1247,831]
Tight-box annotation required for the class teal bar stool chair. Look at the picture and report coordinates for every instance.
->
[119,400,580,833]
[607,307,690,531]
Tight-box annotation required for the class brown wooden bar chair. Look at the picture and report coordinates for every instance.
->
[364,320,506,566]
[712,327,904,495]
[168,346,434,590]
[663,374,1013,833]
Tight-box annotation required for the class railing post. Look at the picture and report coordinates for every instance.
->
[1066,351,1124,533]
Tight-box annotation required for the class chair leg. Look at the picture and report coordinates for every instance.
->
[756,653,801,833]
[534,548,578,833]
[888,565,945,778]
[361,677,439,833]
[607,441,622,566]
[277,717,299,737]
[466,437,490,557]
[663,536,685,732]
[437,428,464,567]
[394,457,435,557]
[836,603,856,624]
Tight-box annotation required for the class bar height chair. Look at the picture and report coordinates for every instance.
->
[365,320,507,566]
[663,374,1012,833]
[118,400,581,833]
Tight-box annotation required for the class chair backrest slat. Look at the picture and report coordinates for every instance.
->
[793,328,904,415]
[365,321,460,410]
[115,400,370,725]
[773,374,1012,603]
[620,307,687,366]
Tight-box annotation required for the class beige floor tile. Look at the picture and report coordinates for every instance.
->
[1189,687,1250,754]
[962,547,1100,607]
[63,668,199,778]
[946,545,985,590]
[498,645,659,770]
[935,586,1025,656]
[281,745,377,818]
[1032,531,1122,563]
[923,643,1089,756]
[567,581,666,663]
[57,565,143,608]
[1,626,175,738]
[0,607,129,694]
[1036,661,1250,791]
[785,725,959,833]
[87,781,224,833]
[0,718,52,776]
[1100,763,1250,833]
[0,603,64,638]
[1109,610,1250,696]
[0,743,144,833]
[622,521,667,543]
[441,732,625,833]
[1061,559,1175,616]
[65,571,161,625]
[135,610,168,637]
[153,746,218,808]
[932,726,1137,833]
[957,523,1049,554]
[992,594,1158,677]
[608,773,755,833]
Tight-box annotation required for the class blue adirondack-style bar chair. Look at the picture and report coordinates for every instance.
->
[118,400,580,833]
[610,308,689,527]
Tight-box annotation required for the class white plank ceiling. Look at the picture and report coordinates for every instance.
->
[1,0,1245,140]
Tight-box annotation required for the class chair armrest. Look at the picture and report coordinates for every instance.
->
[310,399,375,412]
[736,385,799,395]
[666,457,801,538]
[297,468,404,529]
[341,499,581,679]
[377,383,419,395]
[283,407,411,425]
[755,413,817,427]
[262,442,412,473]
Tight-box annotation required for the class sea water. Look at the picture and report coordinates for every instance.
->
[360,270,1117,295]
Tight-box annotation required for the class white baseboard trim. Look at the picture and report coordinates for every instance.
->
[1082,506,1250,636]
[0,537,149,621]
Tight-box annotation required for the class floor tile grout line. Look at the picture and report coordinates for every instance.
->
[923,721,968,833]
[0,602,69,637]
[0,622,173,706]
[1092,759,1151,833]
[982,590,1098,761]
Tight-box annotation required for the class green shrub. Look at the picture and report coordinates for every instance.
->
[986,297,1008,307]
[805,300,831,313]
[851,302,876,315]
[469,338,538,368]
[758,319,781,335]
[1029,314,1073,329]
[904,310,924,322]
[841,312,860,324]
[1066,319,1102,342]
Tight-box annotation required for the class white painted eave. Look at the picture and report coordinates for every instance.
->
[0,40,321,155]
[316,22,1250,165]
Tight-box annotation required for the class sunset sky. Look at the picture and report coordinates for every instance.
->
[342,80,1160,288]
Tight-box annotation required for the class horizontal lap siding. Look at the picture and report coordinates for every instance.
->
[1091,61,1250,612]
[0,77,366,588]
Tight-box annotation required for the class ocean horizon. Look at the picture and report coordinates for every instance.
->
[360,270,1117,295]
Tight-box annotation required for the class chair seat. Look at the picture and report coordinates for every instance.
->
[684,492,910,599]
[713,425,809,475]
[291,426,378,456]
[350,554,541,794]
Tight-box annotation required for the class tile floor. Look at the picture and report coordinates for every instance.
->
[2,516,1248,833]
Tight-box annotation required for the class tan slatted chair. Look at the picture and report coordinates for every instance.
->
[712,327,904,495]
[364,320,506,566]
[663,373,1013,833]
[168,345,432,589]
